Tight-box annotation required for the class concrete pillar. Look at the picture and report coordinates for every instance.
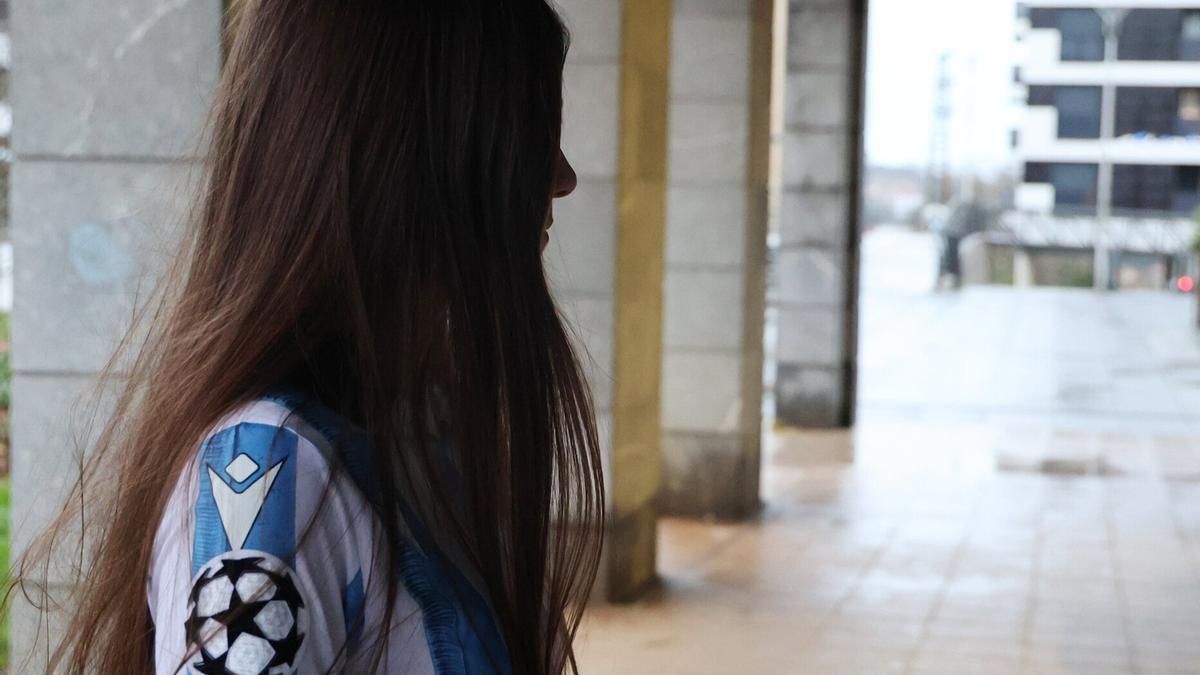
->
[773,0,866,429]
[9,0,222,664]
[1014,247,1036,287]
[550,0,672,601]
[657,0,773,520]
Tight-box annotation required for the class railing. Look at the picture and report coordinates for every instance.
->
[992,209,1198,255]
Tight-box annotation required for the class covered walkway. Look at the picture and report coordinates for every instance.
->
[578,228,1200,674]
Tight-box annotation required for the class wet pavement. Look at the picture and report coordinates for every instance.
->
[577,227,1200,674]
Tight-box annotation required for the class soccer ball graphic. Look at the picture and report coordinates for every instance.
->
[186,551,308,675]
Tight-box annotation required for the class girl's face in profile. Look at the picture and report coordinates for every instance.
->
[544,149,577,250]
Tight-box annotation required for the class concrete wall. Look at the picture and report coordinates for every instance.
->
[549,0,621,458]
[658,0,772,519]
[774,0,865,429]
[550,0,630,599]
[547,0,673,600]
[9,0,222,665]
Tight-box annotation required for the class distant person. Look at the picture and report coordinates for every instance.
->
[12,1,603,674]
[934,200,989,290]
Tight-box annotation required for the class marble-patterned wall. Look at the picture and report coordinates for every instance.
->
[9,0,222,663]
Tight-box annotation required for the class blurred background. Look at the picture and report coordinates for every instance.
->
[4,0,1200,673]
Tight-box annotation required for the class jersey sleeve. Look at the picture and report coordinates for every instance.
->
[147,403,433,674]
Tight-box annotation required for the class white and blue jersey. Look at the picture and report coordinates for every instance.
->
[148,388,512,674]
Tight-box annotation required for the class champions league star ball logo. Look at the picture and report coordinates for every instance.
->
[186,551,307,675]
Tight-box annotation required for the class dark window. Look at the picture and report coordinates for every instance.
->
[1120,10,1181,61]
[1114,164,1173,213]
[1027,85,1054,107]
[1029,8,1057,29]
[1025,162,1098,212]
[1174,166,1200,215]
[1185,12,1200,61]
[1025,162,1051,184]
[1058,9,1105,61]
[1051,164,1099,209]
[1056,87,1102,138]
[1176,166,1200,190]
[1113,165,1200,216]
[1029,9,1104,61]
[1116,87,1178,136]
[1027,86,1101,139]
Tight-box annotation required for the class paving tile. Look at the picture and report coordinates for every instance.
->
[911,653,1023,674]
[924,617,1026,642]
[916,636,1024,660]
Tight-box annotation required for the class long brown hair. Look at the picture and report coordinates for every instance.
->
[11,0,605,673]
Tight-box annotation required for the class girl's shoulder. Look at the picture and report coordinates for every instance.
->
[190,390,354,474]
[150,392,436,674]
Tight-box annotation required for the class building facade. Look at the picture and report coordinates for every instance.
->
[1015,1,1200,217]
[1010,1,1200,288]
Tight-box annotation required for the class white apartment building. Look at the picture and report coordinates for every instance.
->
[1014,0,1200,217]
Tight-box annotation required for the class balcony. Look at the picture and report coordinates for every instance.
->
[999,202,1196,255]
[1017,106,1200,165]
[1021,29,1200,87]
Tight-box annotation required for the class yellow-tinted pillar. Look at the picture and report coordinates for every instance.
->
[549,0,672,600]
[609,0,673,600]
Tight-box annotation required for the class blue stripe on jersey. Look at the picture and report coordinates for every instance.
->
[343,569,366,648]
[262,385,377,500]
[397,502,513,675]
[192,422,299,576]
[254,387,514,673]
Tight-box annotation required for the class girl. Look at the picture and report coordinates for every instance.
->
[13,0,604,673]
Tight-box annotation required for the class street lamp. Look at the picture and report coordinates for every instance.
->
[1093,8,1129,291]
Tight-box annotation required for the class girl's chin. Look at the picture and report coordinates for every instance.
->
[542,230,550,251]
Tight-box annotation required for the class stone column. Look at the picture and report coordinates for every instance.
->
[774,0,866,429]
[8,0,222,663]
[1014,247,1036,287]
[549,0,672,601]
[657,0,773,520]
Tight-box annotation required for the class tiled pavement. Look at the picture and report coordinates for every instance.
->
[576,229,1200,674]
[579,423,1200,674]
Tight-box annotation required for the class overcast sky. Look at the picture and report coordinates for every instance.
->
[864,0,1019,174]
